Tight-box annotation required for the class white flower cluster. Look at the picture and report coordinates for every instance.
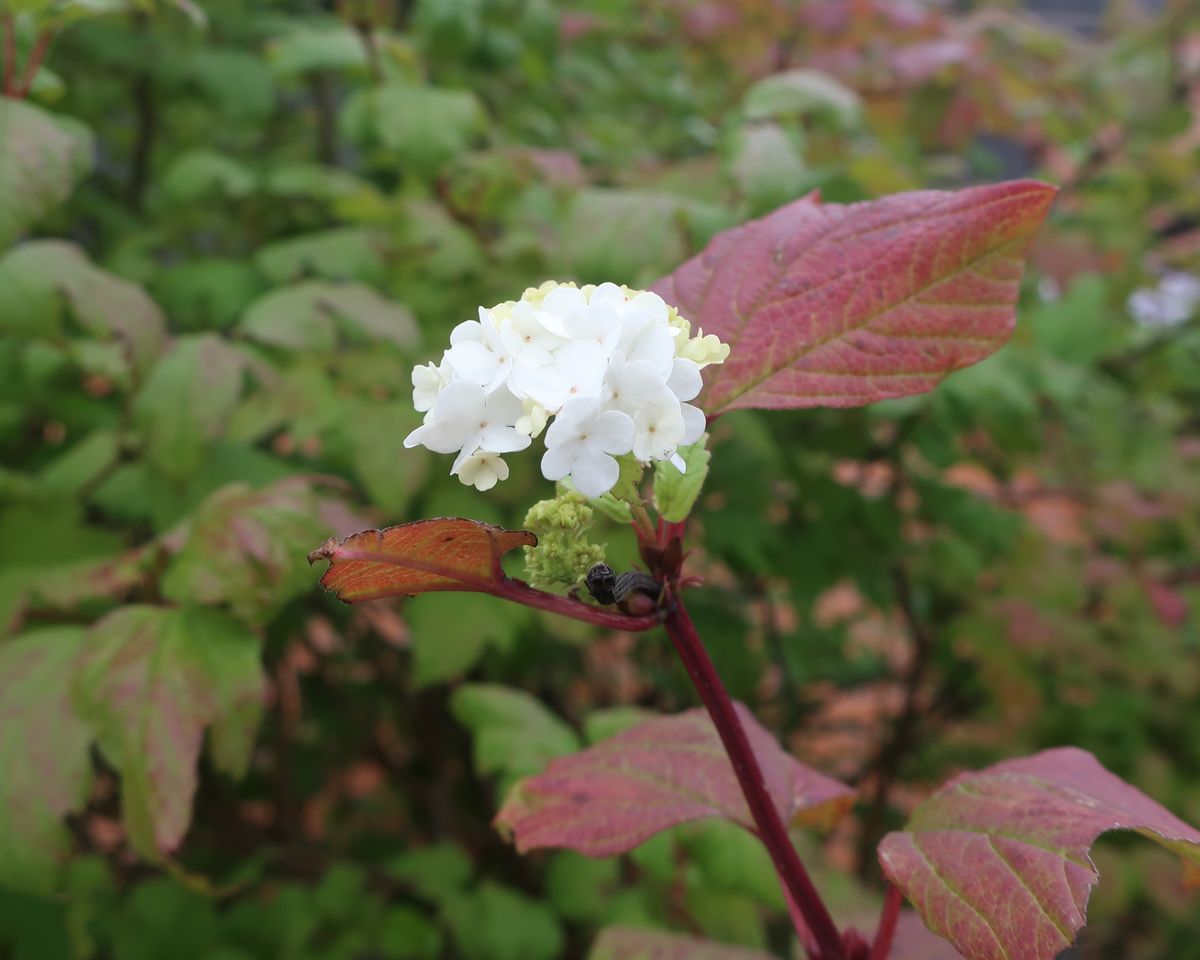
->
[404,281,729,497]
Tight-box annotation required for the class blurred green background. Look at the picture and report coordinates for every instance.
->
[0,1,1198,958]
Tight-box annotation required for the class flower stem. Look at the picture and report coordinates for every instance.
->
[499,577,660,632]
[663,599,845,960]
[16,29,52,97]
[869,886,902,960]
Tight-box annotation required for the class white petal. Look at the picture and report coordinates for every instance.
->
[479,424,532,454]
[547,396,601,440]
[541,442,577,481]
[681,403,706,445]
[571,450,620,497]
[589,282,626,310]
[669,453,686,472]
[587,409,635,455]
[668,358,703,402]
[434,379,486,420]
[482,384,524,423]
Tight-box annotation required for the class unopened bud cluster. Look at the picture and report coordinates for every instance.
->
[404,282,728,497]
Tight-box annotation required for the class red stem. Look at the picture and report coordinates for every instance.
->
[664,600,845,960]
[2,16,15,97]
[497,578,659,632]
[869,886,902,960]
[16,29,52,97]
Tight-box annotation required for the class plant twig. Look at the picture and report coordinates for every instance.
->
[126,67,156,209]
[499,578,661,632]
[664,599,845,960]
[869,886,902,960]
[856,560,934,880]
[16,29,53,97]
[2,15,15,97]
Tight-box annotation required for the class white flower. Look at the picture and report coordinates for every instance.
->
[403,380,530,472]
[541,398,634,497]
[453,451,510,491]
[402,281,728,496]
[631,388,687,464]
[444,316,512,393]
[412,359,449,413]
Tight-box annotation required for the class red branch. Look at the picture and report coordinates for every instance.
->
[2,16,15,97]
[498,578,660,632]
[16,29,53,97]
[664,600,845,960]
[869,886,902,960]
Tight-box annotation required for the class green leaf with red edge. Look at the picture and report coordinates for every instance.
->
[162,477,336,623]
[0,627,93,895]
[652,180,1057,415]
[495,704,853,857]
[309,517,537,603]
[878,747,1200,960]
[71,605,265,860]
[587,928,777,960]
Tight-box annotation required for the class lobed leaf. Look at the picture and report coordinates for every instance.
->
[653,180,1057,415]
[72,606,266,858]
[587,928,777,960]
[310,518,537,602]
[879,747,1200,960]
[495,704,853,856]
[0,99,93,249]
[0,628,92,895]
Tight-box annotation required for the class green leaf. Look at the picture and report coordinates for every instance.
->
[728,124,807,216]
[346,399,431,513]
[161,479,333,624]
[545,852,620,923]
[408,593,526,687]
[255,227,388,285]
[240,281,417,352]
[385,843,473,904]
[0,99,93,248]
[151,259,266,332]
[443,882,563,960]
[267,23,370,77]
[450,684,579,787]
[0,627,93,895]
[160,150,257,205]
[348,83,485,178]
[653,435,711,522]
[133,334,251,482]
[0,241,165,379]
[38,429,120,497]
[681,821,784,909]
[741,69,863,128]
[72,606,265,858]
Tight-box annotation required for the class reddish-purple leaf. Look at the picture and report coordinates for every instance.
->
[495,704,853,856]
[588,927,777,960]
[878,747,1200,960]
[652,180,1056,415]
[309,518,537,603]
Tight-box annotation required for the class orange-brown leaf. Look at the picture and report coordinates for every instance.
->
[309,518,537,603]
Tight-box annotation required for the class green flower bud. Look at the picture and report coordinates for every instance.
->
[522,491,607,593]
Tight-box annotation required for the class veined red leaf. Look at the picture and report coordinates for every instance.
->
[588,927,777,960]
[878,747,1200,960]
[495,704,853,856]
[652,180,1057,415]
[309,518,537,602]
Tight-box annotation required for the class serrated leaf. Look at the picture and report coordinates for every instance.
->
[741,69,863,128]
[0,628,92,895]
[0,241,165,378]
[162,479,333,623]
[653,180,1057,415]
[653,435,711,522]
[72,606,265,858]
[310,518,536,602]
[443,882,563,960]
[133,334,251,481]
[255,227,388,285]
[349,83,484,178]
[587,928,777,960]
[240,281,417,351]
[879,747,1200,960]
[160,149,257,204]
[451,683,580,785]
[495,705,853,856]
[0,99,93,248]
